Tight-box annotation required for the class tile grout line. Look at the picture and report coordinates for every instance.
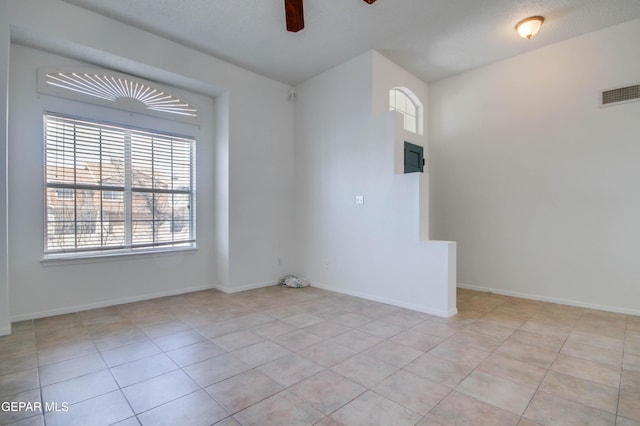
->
[94,330,139,426]
[517,303,576,424]
[419,295,520,423]
[615,314,628,421]
[451,297,525,421]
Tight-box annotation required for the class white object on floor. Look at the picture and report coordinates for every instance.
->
[280,274,310,288]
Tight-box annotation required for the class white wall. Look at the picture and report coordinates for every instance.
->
[0,0,295,329]
[429,19,640,314]
[372,52,430,240]
[294,51,456,317]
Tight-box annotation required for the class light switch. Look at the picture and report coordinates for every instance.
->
[355,195,364,205]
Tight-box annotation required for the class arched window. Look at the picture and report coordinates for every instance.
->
[389,88,422,134]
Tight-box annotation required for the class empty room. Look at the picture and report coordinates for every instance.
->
[1,0,639,425]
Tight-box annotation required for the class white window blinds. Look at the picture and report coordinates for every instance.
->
[44,113,195,254]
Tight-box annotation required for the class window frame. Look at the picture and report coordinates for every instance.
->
[43,112,197,259]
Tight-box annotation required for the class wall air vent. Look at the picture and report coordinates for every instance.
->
[600,84,640,107]
[38,68,200,124]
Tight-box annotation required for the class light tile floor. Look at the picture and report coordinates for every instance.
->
[1,286,639,425]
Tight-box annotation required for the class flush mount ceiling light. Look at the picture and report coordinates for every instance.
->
[515,16,544,39]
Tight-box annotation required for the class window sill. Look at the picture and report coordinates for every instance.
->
[41,245,199,267]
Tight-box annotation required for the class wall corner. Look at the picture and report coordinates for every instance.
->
[0,23,11,335]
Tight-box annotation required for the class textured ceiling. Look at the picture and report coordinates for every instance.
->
[61,0,640,85]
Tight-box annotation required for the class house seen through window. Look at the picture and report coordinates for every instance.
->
[102,190,123,201]
[44,113,195,255]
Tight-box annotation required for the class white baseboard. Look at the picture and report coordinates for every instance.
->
[0,325,11,336]
[313,282,457,318]
[457,283,640,316]
[216,280,279,294]
[10,284,215,322]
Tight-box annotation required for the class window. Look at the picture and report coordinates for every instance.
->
[102,190,123,201]
[56,188,74,199]
[389,88,422,134]
[44,113,195,255]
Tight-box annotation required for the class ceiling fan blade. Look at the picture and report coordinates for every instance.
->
[363,0,377,3]
[285,0,304,32]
